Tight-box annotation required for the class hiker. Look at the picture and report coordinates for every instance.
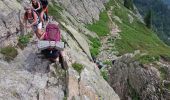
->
[92,56,104,69]
[40,0,49,22]
[31,0,48,28]
[40,23,65,68]
[31,0,45,27]
[31,0,42,14]
[22,5,44,39]
[96,60,104,69]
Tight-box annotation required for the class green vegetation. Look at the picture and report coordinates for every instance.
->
[63,97,67,100]
[0,46,18,62]
[111,0,170,62]
[103,60,112,66]
[101,70,109,81]
[86,10,109,58]
[72,63,84,74]
[88,37,101,58]
[86,0,170,63]
[134,54,160,64]
[134,0,170,45]
[87,11,110,36]
[18,34,32,49]
[115,19,170,56]
[48,2,63,21]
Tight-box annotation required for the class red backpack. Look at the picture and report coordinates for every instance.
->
[44,23,61,42]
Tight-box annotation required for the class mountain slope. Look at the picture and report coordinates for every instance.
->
[0,0,120,100]
[1,0,170,100]
[134,0,170,46]
[86,0,170,99]
[88,0,170,63]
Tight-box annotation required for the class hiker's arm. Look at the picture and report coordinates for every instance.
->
[22,16,27,27]
[35,2,41,11]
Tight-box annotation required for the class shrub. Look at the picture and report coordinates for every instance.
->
[101,70,109,81]
[88,37,101,58]
[103,60,112,65]
[0,46,18,61]
[18,34,32,49]
[72,63,84,74]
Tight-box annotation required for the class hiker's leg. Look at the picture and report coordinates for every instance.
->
[59,51,63,63]
[45,7,48,20]
[40,11,45,28]
[35,23,44,39]
[40,11,45,23]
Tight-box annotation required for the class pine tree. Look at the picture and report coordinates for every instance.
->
[124,0,134,10]
[144,10,152,28]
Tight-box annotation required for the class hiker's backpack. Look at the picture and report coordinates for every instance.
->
[44,23,61,42]
[40,23,62,62]
[24,10,40,25]
[37,22,64,51]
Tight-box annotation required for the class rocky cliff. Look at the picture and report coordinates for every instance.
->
[108,53,170,100]
[0,0,120,100]
[0,0,22,47]
[1,0,170,100]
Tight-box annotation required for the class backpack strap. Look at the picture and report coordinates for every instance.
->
[24,10,40,24]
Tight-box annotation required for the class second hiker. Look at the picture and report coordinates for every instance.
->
[40,0,49,22]
[22,5,44,39]
[31,0,48,27]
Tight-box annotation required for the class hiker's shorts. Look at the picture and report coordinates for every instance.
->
[32,22,42,32]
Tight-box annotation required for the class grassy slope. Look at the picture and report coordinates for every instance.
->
[86,8,110,58]
[87,0,170,63]
[87,11,110,37]
[113,0,170,54]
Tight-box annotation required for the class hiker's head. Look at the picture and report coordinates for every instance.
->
[24,4,32,13]
[31,0,37,3]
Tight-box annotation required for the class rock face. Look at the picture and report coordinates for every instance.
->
[65,48,120,100]
[108,54,167,100]
[0,0,121,100]
[56,0,109,24]
[0,0,22,47]
[61,22,92,60]
[0,44,66,100]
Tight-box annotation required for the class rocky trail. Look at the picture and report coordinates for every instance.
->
[0,34,67,100]
[97,6,121,62]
